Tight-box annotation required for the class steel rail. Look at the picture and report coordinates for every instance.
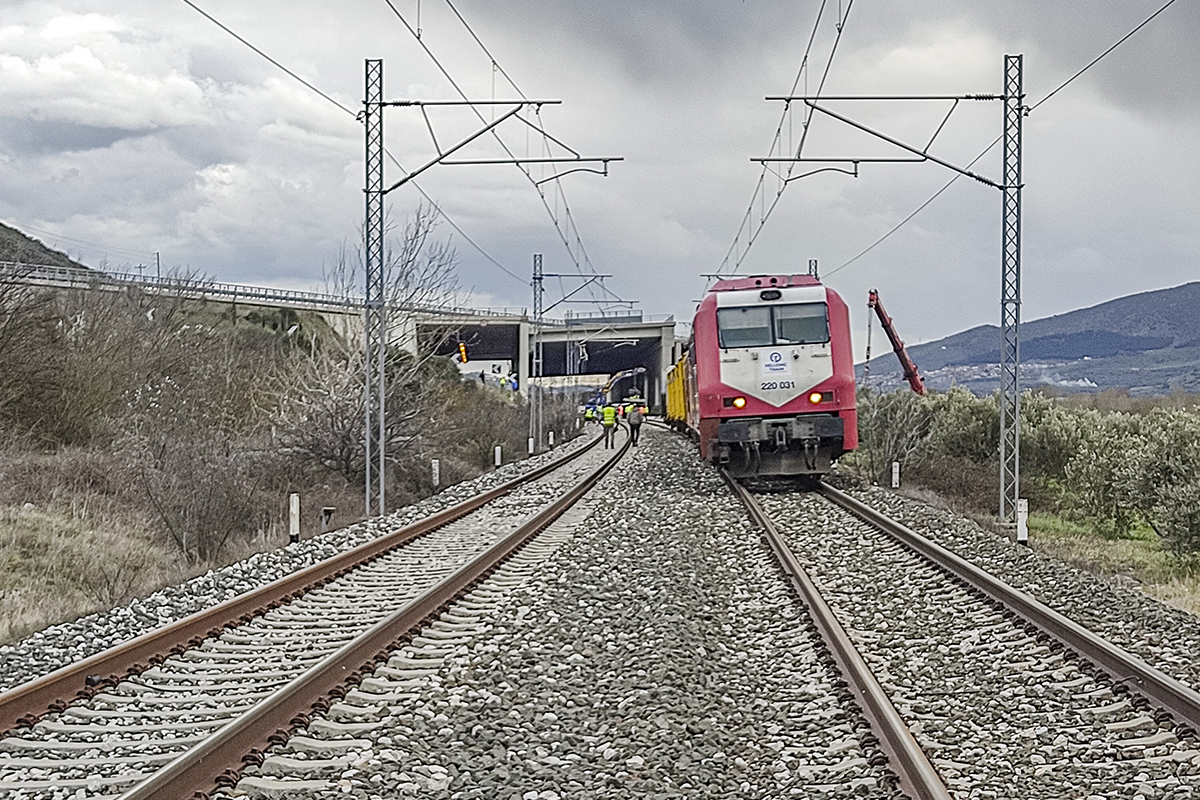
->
[820,482,1200,735]
[724,474,952,800]
[0,434,602,736]
[121,430,631,799]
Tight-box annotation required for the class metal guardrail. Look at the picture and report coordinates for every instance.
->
[1,262,667,328]
[0,262,529,321]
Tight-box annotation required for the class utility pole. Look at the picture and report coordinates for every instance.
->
[530,253,545,452]
[758,54,1025,524]
[364,59,386,517]
[358,59,620,513]
[999,55,1024,525]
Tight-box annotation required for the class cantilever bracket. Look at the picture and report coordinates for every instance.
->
[761,94,1006,189]
[373,99,620,195]
[532,159,620,186]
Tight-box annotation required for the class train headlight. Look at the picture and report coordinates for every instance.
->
[808,391,825,404]
[732,396,747,409]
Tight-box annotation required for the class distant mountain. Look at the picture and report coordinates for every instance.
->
[858,282,1200,396]
[0,222,89,270]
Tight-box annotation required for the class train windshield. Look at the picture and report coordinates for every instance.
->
[774,303,829,344]
[717,303,828,348]
[717,307,773,347]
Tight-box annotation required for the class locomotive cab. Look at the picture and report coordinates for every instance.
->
[683,274,858,478]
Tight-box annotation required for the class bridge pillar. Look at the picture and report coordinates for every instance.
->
[517,320,531,398]
[391,313,417,356]
[657,324,675,412]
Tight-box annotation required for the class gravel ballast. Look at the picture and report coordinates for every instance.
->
[763,491,1200,800]
[845,484,1200,692]
[226,428,897,799]
[0,436,592,693]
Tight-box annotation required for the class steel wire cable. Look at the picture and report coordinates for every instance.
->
[2,222,157,263]
[828,0,1183,276]
[720,0,858,276]
[177,0,526,285]
[379,0,626,306]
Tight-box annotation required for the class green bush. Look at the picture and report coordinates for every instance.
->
[852,386,1200,553]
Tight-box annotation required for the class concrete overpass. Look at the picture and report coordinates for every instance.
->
[420,311,681,409]
[3,262,682,408]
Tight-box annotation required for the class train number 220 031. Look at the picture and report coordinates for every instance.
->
[760,380,796,390]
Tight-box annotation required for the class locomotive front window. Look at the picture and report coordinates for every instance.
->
[718,303,829,348]
[774,303,829,344]
[717,307,773,348]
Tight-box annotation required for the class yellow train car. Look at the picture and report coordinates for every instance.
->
[665,352,699,433]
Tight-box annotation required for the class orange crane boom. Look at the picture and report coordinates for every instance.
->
[868,289,926,395]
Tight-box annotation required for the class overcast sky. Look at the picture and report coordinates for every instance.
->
[1,0,1196,354]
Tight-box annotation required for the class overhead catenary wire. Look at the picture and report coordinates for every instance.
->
[718,0,829,275]
[3,221,157,263]
[379,0,626,306]
[722,0,856,275]
[829,0,1182,275]
[380,0,615,302]
[176,0,526,286]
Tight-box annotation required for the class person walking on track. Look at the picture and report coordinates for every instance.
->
[601,403,618,448]
[627,403,643,446]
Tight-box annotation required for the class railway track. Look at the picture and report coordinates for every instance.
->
[729,476,1200,799]
[0,430,628,799]
[212,428,902,799]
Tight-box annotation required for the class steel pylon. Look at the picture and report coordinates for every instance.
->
[364,59,386,517]
[999,54,1023,524]
[530,253,544,451]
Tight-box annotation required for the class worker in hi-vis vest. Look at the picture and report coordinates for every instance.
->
[601,403,618,448]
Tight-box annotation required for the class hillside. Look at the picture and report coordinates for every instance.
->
[0,222,89,269]
[858,282,1200,396]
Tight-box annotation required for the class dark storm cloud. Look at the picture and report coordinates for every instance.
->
[0,0,1195,349]
[462,0,819,86]
[0,119,142,157]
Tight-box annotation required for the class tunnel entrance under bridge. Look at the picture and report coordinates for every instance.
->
[417,315,680,411]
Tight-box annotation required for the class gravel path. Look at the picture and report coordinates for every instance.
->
[843,485,1200,692]
[763,490,1200,800]
[221,428,897,800]
[0,436,593,693]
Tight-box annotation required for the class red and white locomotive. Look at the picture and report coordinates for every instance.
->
[666,274,857,478]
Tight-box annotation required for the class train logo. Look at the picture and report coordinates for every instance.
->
[764,351,790,375]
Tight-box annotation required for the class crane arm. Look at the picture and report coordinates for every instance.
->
[868,289,927,395]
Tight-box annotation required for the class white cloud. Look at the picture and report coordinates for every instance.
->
[0,0,1195,345]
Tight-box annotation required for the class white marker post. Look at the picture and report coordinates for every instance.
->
[549,431,555,448]
[891,461,901,489]
[528,437,535,455]
[494,445,502,468]
[1016,498,1029,546]
[289,493,300,544]
[431,458,440,488]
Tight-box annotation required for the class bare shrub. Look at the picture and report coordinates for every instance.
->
[0,271,65,440]
[275,205,463,510]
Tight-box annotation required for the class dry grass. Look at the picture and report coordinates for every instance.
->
[1144,579,1200,617]
[0,503,180,643]
[1027,513,1200,617]
[0,473,373,645]
[896,483,1200,619]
